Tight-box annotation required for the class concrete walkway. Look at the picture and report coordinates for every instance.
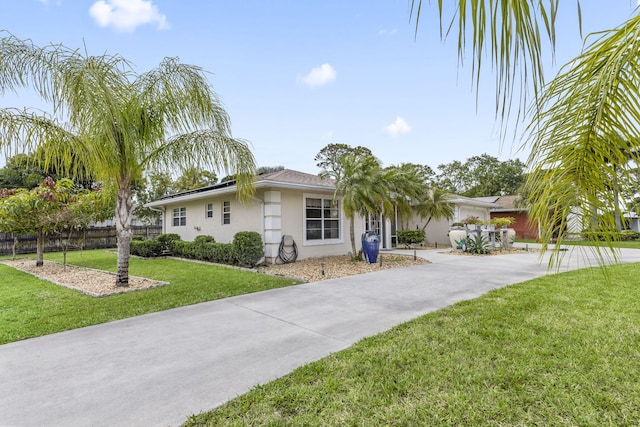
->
[2,245,640,427]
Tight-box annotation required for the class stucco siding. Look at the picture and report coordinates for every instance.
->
[278,189,360,260]
[159,187,364,261]
[163,196,262,243]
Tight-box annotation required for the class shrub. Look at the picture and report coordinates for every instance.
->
[131,235,145,241]
[397,230,426,246]
[233,231,264,267]
[214,243,236,264]
[156,233,182,245]
[465,232,490,254]
[130,239,162,257]
[170,240,192,258]
[193,235,216,244]
[582,230,640,241]
[156,233,182,254]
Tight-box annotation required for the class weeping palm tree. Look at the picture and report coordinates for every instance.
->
[0,33,256,286]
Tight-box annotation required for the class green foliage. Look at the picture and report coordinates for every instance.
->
[173,167,218,192]
[193,235,216,244]
[435,154,526,197]
[134,172,175,225]
[490,216,515,228]
[131,235,145,241]
[397,230,426,246]
[0,177,113,264]
[156,233,182,245]
[525,12,640,265]
[233,231,264,267]
[130,239,163,258]
[581,230,640,242]
[0,33,257,285]
[170,239,237,265]
[465,232,490,254]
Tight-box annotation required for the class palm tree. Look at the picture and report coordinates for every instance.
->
[0,33,256,286]
[414,188,455,231]
[383,163,432,228]
[525,14,640,258]
[321,153,392,260]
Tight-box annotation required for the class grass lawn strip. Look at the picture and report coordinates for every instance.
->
[184,263,640,426]
[0,250,300,345]
[1,258,168,297]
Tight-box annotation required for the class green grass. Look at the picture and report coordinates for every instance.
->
[518,238,640,249]
[185,263,640,426]
[0,250,299,345]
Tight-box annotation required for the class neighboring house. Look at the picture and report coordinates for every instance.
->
[401,195,501,246]
[485,195,540,240]
[145,169,368,263]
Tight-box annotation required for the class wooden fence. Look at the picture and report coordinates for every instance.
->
[0,226,162,255]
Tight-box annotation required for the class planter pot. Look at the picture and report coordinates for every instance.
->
[449,229,468,250]
[506,228,516,247]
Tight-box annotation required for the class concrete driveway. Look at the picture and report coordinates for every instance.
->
[2,245,640,426]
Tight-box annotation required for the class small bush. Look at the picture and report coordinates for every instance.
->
[397,230,426,246]
[193,235,216,244]
[465,233,490,254]
[156,233,182,245]
[130,239,163,257]
[131,235,145,241]
[233,231,264,267]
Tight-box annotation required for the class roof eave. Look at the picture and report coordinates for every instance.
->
[145,180,336,208]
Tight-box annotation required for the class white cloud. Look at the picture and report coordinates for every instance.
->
[298,63,336,87]
[89,0,170,32]
[384,116,412,136]
[378,29,398,36]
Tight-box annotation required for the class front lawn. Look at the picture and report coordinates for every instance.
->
[185,263,640,426]
[0,250,299,345]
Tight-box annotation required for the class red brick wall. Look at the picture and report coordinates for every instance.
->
[490,212,538,240]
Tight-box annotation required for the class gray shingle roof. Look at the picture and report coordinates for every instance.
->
[259,169,335,188]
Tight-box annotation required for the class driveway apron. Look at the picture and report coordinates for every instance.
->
[2,246,640,427]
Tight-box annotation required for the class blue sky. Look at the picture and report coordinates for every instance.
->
[1,0,639,175]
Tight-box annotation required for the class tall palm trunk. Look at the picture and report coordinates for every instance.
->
[349,216,360,261]
[115,185,133,287]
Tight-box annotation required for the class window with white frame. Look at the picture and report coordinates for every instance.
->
[305,196,340,241]
[222,201,230,224]
[206,203,213,218]
[172,207,186,226]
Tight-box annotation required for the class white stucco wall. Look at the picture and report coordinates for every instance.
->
[162,196,262,243]
[158,187,366,262]
[400,203,493,247]
[278,189,363,260]
[402,216,450,246]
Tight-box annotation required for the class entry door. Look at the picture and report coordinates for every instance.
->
[366,213,386,249]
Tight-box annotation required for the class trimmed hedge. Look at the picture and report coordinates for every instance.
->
[130,239,163,257]
[133,232,264,267]
[397,229,426,246]
[581,230,640,241]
